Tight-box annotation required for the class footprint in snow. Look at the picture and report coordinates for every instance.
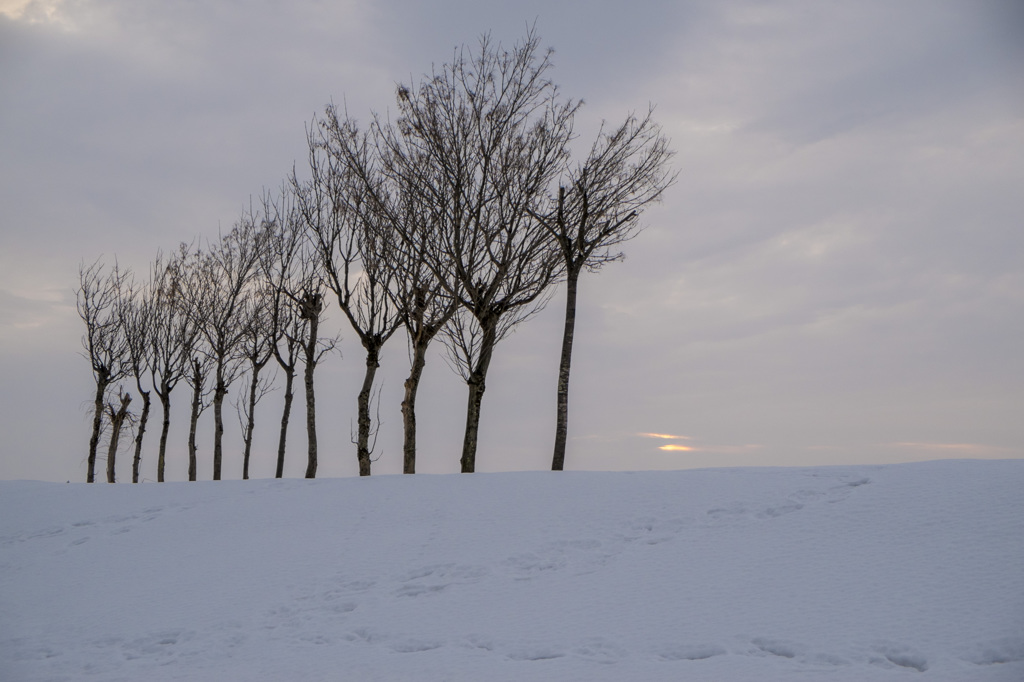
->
[389,638,444,654]
[869,643,928,672]
[751,637,802,659]
[962,637,1024,666]
[506,645,566,661]
[656,643,727,661]
[571,637,629,664]
[394,563,488,596]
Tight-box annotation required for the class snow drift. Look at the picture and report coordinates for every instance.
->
[2,459,1022,681]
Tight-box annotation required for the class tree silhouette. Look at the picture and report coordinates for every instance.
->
[391,30,578,472]
[533,109,675,470]
[77,259,131,483]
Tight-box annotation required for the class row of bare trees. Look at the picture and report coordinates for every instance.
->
[77,30,674,482]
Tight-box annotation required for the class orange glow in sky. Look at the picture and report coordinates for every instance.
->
[658,444,694,452]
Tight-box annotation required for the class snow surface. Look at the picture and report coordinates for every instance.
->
[2,459,1023,681]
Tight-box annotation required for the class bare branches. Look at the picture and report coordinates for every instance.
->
[183,214,265,480]
[389,29,578,472]
[78,258,132,483]
[69,28,672,482]
[538,108,677,273]
[145,247,200,481]
[298,112,403,477]
[259,184,338,478]
[533,108,676,470]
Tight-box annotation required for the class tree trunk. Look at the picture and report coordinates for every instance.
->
[401,338,429,474]
[304,314,320,479]
[460,320,498,473]
[132,389,151,483]
[276,367,294,479]
[212,359,226,481]
[188,361,201,482]
[242,362,265,481]
[87,373,109,483]
[157,388,171,483]
[356,346,380,477]
[551,268,580,471]
[106,391,131,483]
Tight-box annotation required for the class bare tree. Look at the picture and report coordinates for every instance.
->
[317,109,459,474]
[105,388,132,483]
[117,273,153,483]
[386,189,459,474]
[77,259,131,483]
[260,187,337,478]
[534,109,676,470]
[235,290,275,480]
[147,248,199,482]
[186,219,264,480]
[295,127,402,477]
[268,297,300,478]
[390,30,578,472]
[177,244,217,481]
[183,350,213,482]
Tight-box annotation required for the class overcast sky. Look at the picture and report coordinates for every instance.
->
[1,0,1021,482]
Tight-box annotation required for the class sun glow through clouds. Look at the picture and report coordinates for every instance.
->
[658,444,694,452]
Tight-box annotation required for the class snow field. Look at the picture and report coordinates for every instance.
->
[1,459,1022,681]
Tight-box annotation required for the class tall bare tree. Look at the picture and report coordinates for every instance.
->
[295,128,402,477]
[391,30,578,472]
[77,259,131,483]
[318,109,459,474]
[534,110,676,470]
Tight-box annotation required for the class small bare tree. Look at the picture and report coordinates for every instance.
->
[147,248,199,482]
[118,273,153,483]
[235,290,275,480]
[186,219,264,480]
[534,109,676,470]
[77,259,131,483]
[260,186,337,478]
[177,244,217,481]
[392,30,578,472]
[295,128,402,477]
[105,388,132,483]
[184,351,213,482]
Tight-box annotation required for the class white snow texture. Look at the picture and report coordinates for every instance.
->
[1,459,1022,681]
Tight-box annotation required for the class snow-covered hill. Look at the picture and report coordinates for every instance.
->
[2,460,1022,681]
